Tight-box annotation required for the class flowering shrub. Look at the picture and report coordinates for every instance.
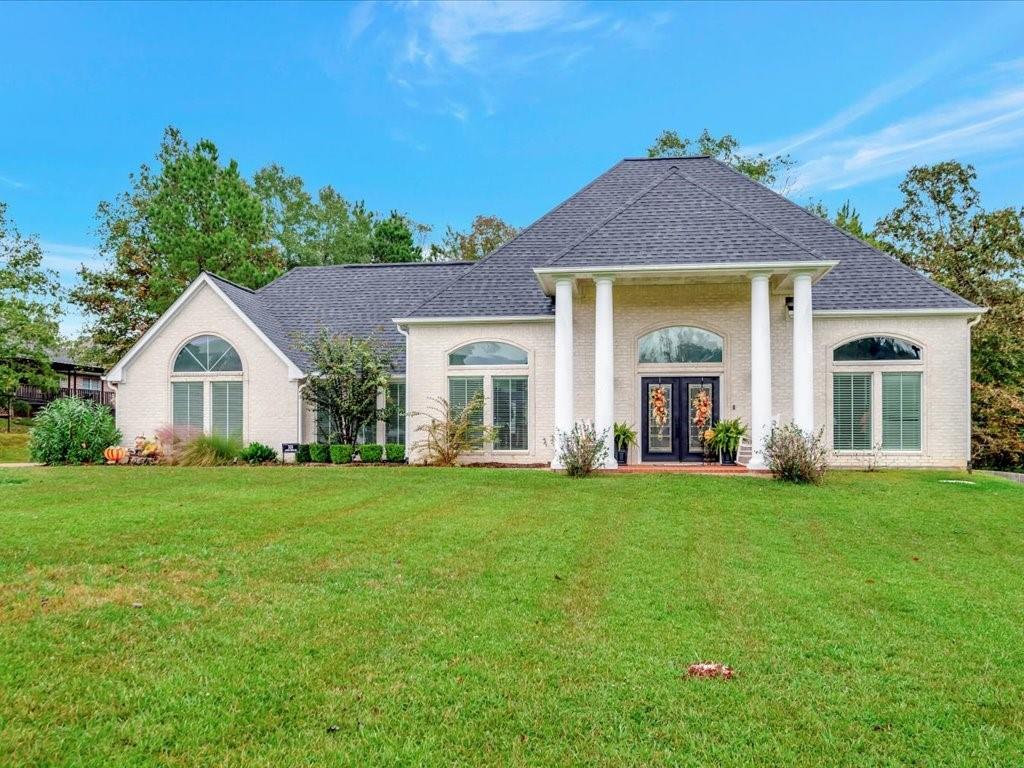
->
[556,422,609,478]
[762,423,829,484]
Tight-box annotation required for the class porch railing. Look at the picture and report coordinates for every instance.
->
[14,385,115,408]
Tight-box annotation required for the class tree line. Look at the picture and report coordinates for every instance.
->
[2,126,1021,467]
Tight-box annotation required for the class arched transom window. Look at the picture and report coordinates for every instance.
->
[449,341,528,366]
[833,336,921,362]
[173,335,243,373]
[638,326,723,364]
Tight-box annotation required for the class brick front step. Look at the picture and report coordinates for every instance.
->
[608,463,768,475]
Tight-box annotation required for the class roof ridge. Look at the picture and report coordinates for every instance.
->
[290,260,473,270]
[621,155,711,161]
[203,271,257,294]
[675,168,824,261]
[703,158,978,306]
[545,164,683,267]
[404,159,630,317]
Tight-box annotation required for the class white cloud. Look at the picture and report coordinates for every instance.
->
[39,241,102,277]
[787,87,1024,193]
[345,1,376,47]
[0,173,26,189]
[422,1,573,66]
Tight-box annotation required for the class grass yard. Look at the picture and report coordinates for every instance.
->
[1,467,1022,766]
[0,418,32,463]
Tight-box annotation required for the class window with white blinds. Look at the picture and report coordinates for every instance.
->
[492,376,528,451]
[448,377,484,448]
[833,373,872,450]
[386,379,406,444]
[882,372,921,450]
[172,381,204,432]
[316,408,336,444]
[211,381,243,442]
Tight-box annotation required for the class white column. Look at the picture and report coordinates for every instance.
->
[552,278,574,469]
[792,272,814,434]
[749,272,773,468]
[594,276,617,468]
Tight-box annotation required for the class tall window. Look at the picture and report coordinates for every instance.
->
[171,335,243,441]
[448,377,485,448]
[638,326,723,364]
[833,373,872,450]
[212,381,243,441]
[172,381,204,432]
[832,336,923,453]
[386,379,406,445]
[492,377,528,451]
[882,373,921,450]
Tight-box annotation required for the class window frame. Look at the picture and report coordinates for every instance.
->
[637,325,725,366]
[444,339,534,456]
[881,371,922,452]
[830,335,925,456]
[168,334,245,441]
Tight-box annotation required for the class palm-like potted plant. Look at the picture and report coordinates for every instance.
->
[707,418,747,465]
[612,422,638,465]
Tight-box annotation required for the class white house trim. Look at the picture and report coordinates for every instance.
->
[105,273,304,384]
[533,260,840,294]
[392,315,555,326]
[813,307,986,318]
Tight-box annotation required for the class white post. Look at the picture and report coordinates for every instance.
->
[594,276,617,468]
[792,272,814,434]
[552,278,575,469]
[749,272,773,469]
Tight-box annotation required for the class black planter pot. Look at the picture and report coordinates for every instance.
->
[615,447,628,465]
[720,447,737,466]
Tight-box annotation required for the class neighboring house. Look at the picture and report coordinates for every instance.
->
[17,352,115,411]
[105,157,983,468]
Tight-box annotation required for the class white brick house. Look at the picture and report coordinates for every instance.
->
[105,158,984,469]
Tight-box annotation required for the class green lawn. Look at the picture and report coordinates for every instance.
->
[0,417,32,463]
[1,467,1022,766]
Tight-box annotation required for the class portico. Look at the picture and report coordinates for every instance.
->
[537,262,835,468]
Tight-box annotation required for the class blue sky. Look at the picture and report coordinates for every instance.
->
[2,1,1023,335]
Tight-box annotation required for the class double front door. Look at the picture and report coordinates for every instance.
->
[641,376,720,462]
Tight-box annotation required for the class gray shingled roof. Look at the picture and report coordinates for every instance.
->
[207,261,472,374]
[407,157,976,317]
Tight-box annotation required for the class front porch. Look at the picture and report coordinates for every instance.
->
[535,261,835,469]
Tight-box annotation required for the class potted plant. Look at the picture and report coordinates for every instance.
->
[707,418,747,465]
[612,422,637,465]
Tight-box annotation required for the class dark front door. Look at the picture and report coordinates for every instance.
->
[641,376,720,462]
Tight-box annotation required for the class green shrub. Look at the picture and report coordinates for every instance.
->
[359,443,383,463]
[28,397,120,465]
[13,400,32,418]
[330,444,354,464]
[296,444,312,463]
[240,442,277,464]
[308,443,329,463]
[384,443,405,462]
[179,435,241,467]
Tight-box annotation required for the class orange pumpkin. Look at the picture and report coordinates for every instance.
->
[104,446,127,464]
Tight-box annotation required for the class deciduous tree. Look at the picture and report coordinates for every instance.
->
[647,129,794,186]
[431,214,519,261]
[0,204,62,431]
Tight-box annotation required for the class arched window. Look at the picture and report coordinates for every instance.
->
[449,341,528,366]
[638,326,723,364]
[833,336,921,362]
[173,335,243,373]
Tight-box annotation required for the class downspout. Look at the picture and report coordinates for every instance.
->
[396,323,410,461]
[966,313,984,473]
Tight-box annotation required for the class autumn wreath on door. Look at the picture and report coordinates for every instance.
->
[650,385,669,427]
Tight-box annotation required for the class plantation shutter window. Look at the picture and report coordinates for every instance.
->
[882,373,922,450]
[492,377,528,451]
[211,381,243,442]
[172,382,204,432]
[833,373,872,450]
[448,377,485,449]
[386,380,406,445]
